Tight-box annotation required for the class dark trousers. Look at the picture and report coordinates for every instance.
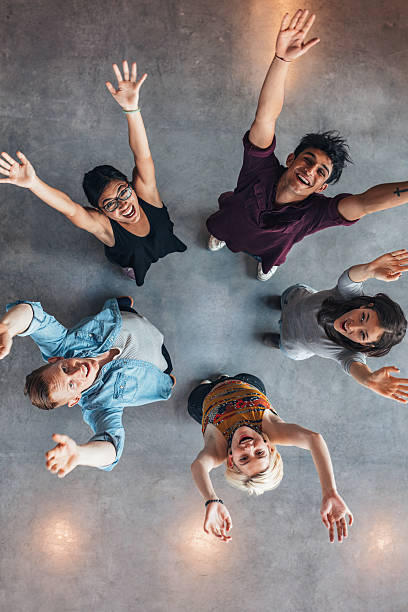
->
[187,373,266,425]
[117,297,173,375]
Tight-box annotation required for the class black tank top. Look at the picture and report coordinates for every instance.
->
[104,197,187,286]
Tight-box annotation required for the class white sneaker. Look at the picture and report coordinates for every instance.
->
[208,234,226,251]
[257,262,278,281]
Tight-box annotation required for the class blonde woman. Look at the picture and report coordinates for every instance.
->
[189,374,352,543]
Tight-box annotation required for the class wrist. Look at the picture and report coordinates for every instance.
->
[205,498,224,507]
[274,54,291,63]
[322,487,338,499]
[365,261,376,279]
[122,107,141,114]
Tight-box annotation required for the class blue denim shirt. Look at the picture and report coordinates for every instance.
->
[8,299,174,470]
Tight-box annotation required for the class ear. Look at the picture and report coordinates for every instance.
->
[227,452,234,469]
[48,356,63,364]
[67,395,81,407]
[286,152,295,167]
[315,183,328,193]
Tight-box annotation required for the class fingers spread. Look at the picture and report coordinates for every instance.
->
[301,13,316,36]
[131,62,137,82]
[0,158,12,170]
[280,12,290,31]
[112,63,123,84]
[122,59,130,80]
[1,152,16,165]
[289,9,302,29]
[297,9,310,31]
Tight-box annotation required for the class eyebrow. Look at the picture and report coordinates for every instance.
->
[102,183,127,205]
[304,152,330,176]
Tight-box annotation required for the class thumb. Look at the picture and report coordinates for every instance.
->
[137,73,148,87]
[384,366,400,374]
[105,81,116,95]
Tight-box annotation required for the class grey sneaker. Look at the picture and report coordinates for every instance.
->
[257,262,278,281]
[208,234,226,251]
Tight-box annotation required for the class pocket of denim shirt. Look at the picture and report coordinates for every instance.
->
[113,372,127,399]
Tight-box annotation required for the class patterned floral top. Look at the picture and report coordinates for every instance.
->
[201,379,278,447]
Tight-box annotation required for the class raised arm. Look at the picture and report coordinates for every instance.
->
[0,303,34,359]
[348,249,408,283]
[45,434,116,477]
[191,448,233,542]
[249,9,320,149]
[106,60,161,206]
[338,181,408,221]
[0,151,108,240]
[264,420,353,542]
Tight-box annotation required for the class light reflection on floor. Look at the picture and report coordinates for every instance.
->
[177,515,229,571]
[31,514,87,572]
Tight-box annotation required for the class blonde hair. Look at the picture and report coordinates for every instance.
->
[224,436,283,496]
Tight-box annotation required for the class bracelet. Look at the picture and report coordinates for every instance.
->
[205,498,224,507]
[122,108,141,114]
[275,54,291,63]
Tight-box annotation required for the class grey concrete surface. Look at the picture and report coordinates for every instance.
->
[1,1,408,610]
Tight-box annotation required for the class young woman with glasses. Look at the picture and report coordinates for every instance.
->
[0,60,186,286]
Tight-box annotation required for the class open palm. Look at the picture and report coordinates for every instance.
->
[276,10,320,61]
[0,151,36,188]
[106,60,147,111]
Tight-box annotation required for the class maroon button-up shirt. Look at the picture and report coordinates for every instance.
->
[206,132,357,273]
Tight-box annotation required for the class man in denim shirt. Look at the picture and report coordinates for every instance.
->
[0,296,174,475]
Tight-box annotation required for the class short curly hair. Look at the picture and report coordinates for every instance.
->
[294,131,352,184]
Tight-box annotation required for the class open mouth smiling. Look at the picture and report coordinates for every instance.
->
[296,173,311,186]
[121,204,136,219]
[239,435,253,445]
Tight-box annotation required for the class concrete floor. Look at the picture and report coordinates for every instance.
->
[1,1,408,610]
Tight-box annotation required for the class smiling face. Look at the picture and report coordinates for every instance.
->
[98,179,141,224]
[334,306,385,346]
[281,148,333,199]
[228,426,271,477]
[42,357,100,407]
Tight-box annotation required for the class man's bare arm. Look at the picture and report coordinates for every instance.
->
[250,10,320,148]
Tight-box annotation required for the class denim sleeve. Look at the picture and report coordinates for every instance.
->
[83,406,125,471]
[6,300,68,361]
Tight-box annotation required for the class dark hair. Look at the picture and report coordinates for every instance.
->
[317,293,407,357]
[82,165,129,208]
[24,364,58,411]
[293,131,352,184]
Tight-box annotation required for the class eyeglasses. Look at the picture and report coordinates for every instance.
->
[100,184,133,212]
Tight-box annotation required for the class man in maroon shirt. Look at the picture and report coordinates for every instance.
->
[207,9,408,280]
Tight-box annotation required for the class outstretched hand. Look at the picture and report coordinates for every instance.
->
[45,434,80,478]
[369,249,408,282]
[203,502,233,542]
[0,151,36,188]
[106,60,147,111]
[276,9,320,62]
[0,323,12,360]
[368,366,408,403]
[320,491,353,543]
